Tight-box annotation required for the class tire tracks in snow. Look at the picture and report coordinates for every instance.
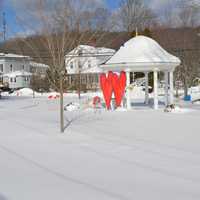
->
[70,115,200,164]
[3,115,200,187]
[2,109,200,188]
[0,143,131,200]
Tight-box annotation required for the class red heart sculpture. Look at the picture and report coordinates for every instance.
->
[112,71,126,107]
[100,71,113,109]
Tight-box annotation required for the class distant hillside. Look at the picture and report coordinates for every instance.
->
[0,32,129,65]
[0,27,200,65]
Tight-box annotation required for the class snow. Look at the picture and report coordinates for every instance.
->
[10,88,39,97]
[30,61,49,68]
[66,45,115,74]
[64,102,80,111]
[3,71,32,78]
[0,53,30,59]
[67,45,115,57]
[102,36,181,71]
[81,65,103,74]
[0,92,200,200]
[106,36,180,64]
[130,86,146,99]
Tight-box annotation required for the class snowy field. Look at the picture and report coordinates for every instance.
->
[0,92,200,200]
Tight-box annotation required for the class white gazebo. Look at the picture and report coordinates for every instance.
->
[101,36,181,110]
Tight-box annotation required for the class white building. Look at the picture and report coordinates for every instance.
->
[101,36,181,110]
[30,61,49,77]
[3,71,32,89]
[0,53,48,89]
[65,45,115,89]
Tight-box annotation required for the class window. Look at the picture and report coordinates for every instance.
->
[88,60,91,68]
[70,62,73,69]
[14,77,16,83]
[10,78,13,82]
[0,64,3,72]
[78,61,82,69]
[10,64,13,72]
[24,77,29,82]
[22,65,25,70]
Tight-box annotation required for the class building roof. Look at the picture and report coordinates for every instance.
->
[101,36,181,72]
[66,45,116,74]
[80,66,103,74]
[0,53,30,60]
[66,45,115,57]
[30,61,49,68]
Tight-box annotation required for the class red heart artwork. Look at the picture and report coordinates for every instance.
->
[100,71,113,109]
[112,71,126,107]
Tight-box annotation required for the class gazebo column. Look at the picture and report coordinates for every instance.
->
[145,72,149,105]
[169,70,174,104]
[153,70,158,110]
[164,71,169,106]
[126,70,131,110]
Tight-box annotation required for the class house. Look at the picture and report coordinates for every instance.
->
[0,53,48,89]
[30,61,49,77]
[3,71,32,89]
[65,45,115,90]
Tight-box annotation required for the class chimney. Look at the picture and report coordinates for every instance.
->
[88,38,97,47]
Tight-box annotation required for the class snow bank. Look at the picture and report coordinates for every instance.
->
[48,92,60,99]
[13,88,36,96]
[64,102,80,111]
[165,105,193,114]
[130,86,145,99]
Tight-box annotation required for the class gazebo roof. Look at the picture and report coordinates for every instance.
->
[101,36,181,72]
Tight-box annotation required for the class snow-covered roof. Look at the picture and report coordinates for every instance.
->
[0,53,30,60]
[80,66,103,74]
[66,45,115,57]
[30,61,49,68]
[3,71,32,78]
[101,36,181,72]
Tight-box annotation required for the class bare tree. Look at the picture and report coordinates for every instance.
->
[93,7,111,31]
[174,1,200,96]
[178,0,200,27]
[162,0,200,28]
[12,0,116,133]
[119,0,156,32]
[157,0,200,97]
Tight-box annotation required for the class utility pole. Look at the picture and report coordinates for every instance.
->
[3,12,6,41]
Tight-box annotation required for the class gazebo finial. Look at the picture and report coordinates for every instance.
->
[135,27,138,37]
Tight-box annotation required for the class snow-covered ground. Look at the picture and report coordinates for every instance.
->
[0,92,200,200]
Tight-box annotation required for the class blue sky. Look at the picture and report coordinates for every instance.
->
[106,0,120,9]
[0,0,175,40]
[1,0,122,39]
[1,0,18,39]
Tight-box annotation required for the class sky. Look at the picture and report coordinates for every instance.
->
[0,0,122,39]
[0,0,192,40]
[106,0,121,9]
